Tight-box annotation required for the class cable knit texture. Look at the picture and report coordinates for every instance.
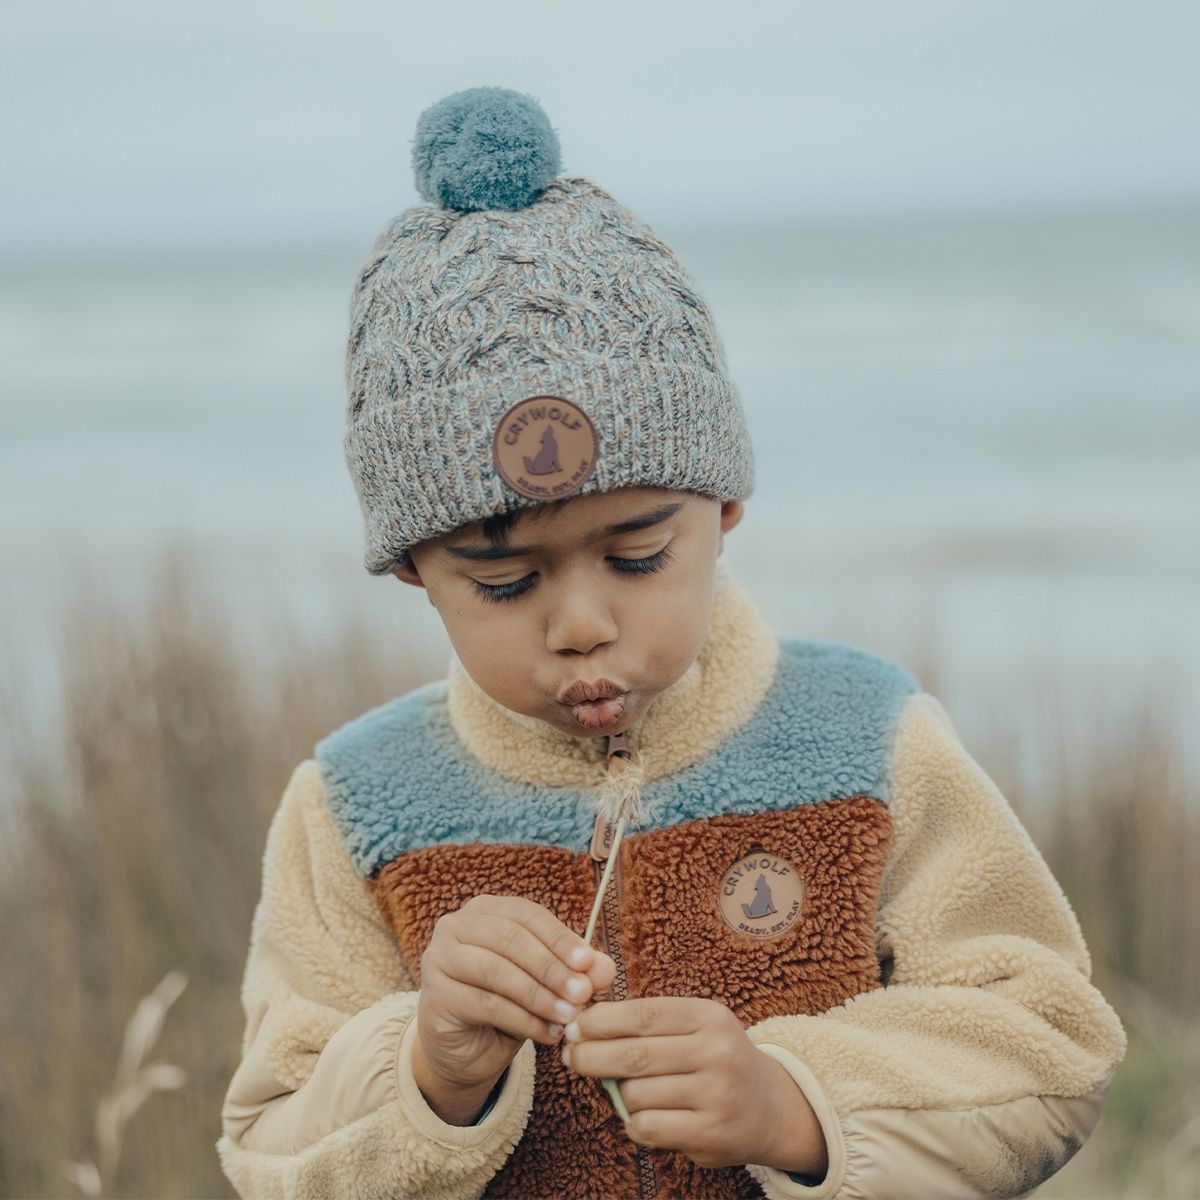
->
[344,87,755,575]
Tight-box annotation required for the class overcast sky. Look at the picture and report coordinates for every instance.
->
[3,1,1199,259]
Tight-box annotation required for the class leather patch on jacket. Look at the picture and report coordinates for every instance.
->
[718,849,806,939]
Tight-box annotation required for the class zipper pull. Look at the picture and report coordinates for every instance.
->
[605,730,633,762]
[591,731,633,861]
[590,809,616,862]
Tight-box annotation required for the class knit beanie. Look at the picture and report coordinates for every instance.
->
[344,85,756,576]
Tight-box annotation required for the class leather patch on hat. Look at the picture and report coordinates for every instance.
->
[492,396,598,500]
[717,847,805,939]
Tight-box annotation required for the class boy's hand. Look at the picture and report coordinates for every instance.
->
[561,997,828,1177]
[413,894,616,1124]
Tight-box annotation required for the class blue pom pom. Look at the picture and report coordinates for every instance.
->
[411,86,561,212]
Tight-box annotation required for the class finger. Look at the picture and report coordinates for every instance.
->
[455,913,594,1008]
[565,1034,698,1080]
[572,996,713,1041]
[471,899,611,984]
[625,1108,700,1153]
[585,948,617,994]
[479,895,598,973]
[459,896,616,991]
[617,1073,698,1115]
[440,942,581,1028]
[450,978,564,1045]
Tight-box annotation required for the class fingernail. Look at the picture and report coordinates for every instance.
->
[553,999,575,1021]
[564,1020,581,1042]
[561,1043,572,1067]
[565,976,587,1001]
[548,1023,564,1040]
[569,945,590,968]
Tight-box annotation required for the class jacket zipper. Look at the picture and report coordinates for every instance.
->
[590,742,658,1200]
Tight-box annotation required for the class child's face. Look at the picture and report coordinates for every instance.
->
[393,487,743,739]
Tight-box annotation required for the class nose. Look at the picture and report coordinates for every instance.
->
[545,585,618,655]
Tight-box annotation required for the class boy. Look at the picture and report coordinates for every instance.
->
[217,87,1125,1199]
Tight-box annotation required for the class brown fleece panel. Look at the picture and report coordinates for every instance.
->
[371,841,596,987]
[372,843,642,1198]
[622,797,893,1199]
[623,797,893,1020]
[368,795,891,1200]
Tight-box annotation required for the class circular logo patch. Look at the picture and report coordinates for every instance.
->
[492,395,599,501]
[717,848,805,940]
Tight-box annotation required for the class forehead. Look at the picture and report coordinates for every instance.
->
[445,487,693,554]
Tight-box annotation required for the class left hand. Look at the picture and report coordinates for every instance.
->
[561,996,827,1175]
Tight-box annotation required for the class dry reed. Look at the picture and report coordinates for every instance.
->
[61,969,188,1197]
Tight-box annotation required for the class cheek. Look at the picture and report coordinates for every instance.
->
[445,610,523,689]
[637,584,711,672]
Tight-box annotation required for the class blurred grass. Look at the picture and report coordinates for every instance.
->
[0,548,1195,1198]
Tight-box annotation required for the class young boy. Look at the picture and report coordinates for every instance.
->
[217,87,1125,1199]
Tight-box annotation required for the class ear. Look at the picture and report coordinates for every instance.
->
[718,500,744,555]
[719,500,744,535]
[390,553,425,589]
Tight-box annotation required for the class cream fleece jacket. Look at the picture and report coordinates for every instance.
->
[216,570,1125,1199]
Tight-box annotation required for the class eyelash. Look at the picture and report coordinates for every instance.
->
[471,546,675,604]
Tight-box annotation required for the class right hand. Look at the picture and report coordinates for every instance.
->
[412,894,616,1120]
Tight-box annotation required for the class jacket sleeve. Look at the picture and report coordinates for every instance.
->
[215,758,536,1199]
[741,691,1127,1200]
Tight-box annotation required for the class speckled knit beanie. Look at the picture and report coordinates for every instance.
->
[344,85,756,576]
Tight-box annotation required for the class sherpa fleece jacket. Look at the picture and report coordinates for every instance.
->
[217,564,1125,1200]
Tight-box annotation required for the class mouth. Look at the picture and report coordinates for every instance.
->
[558,677,628,730]
[559,677,626,705]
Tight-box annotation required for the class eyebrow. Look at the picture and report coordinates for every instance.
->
[444,502,685,562]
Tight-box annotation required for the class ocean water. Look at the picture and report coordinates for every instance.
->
[2,207,1198,783]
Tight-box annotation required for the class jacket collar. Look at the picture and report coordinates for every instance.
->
[445,563,780,789]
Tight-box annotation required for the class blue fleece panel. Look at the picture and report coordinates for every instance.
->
[315,638,919,879]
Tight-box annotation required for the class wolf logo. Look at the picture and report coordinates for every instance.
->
[523,425,561,475]
[741,875,778,920]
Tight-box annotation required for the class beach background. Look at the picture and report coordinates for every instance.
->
[2,3,1198,1197]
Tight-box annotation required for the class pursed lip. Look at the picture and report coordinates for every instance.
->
[558,677,627,706]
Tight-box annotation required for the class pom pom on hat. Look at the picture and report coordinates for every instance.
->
[411,86,562,212]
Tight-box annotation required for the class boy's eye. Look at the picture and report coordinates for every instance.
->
[470,545,675,605]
